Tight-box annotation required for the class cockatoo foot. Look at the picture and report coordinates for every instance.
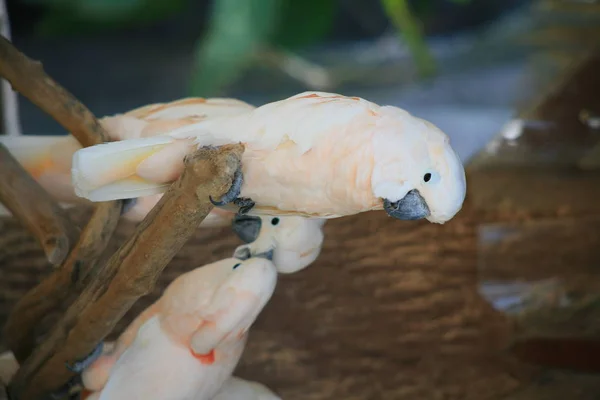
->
[120,198,137,216]
[48,374,82,399]
[66,342,104,373]
[208,164,256,214]
[232,197,256,215]
[210,165,243,207]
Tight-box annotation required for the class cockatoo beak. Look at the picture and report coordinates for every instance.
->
[254,249,274,261]
[233,245,273,261]
[383,189,430,220]
[231,215,262,243]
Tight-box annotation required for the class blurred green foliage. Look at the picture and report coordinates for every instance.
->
[193,0,470,95]
[382,0,437,77]
[192,0,337,95]
[26,0,187,33]
[190,0,283,96]
[23,0,471,95]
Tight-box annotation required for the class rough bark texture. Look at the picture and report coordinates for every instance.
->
[0,144,78,266]
[7,144,243,400]
[4,201,122,363]
[0,35,109,147]
[0,33,125,370]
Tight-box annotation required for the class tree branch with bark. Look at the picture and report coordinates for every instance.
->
[0,34,122,366]
[0,144,79,266]
[0,35,245,400]
[9,144,243,400]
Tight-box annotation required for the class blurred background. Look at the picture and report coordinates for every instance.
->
[2,0,600,164]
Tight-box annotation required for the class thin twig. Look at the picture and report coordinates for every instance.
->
[0,35,109,146]
[8,144,244,400]
[4,202,123,363]
[0,144,79,265]
[0,0,22,136]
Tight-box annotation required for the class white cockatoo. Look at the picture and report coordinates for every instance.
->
[231,214,326,274]
[0,351,281,400]
[73,256,277,400]
[0,97,255,226]
[70,91,467,224]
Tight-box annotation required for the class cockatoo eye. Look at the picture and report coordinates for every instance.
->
[423,170,440,184]
[232,263,242,270]
[271,217,280,226]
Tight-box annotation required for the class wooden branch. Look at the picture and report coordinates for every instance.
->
[0,144,78,265]
[0,35,109,146]
[8,144,244,400]
[0,36,127,366]
[4,201,122,363]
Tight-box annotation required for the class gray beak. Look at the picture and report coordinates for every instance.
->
[254,249,274,261]
[233,246,252,260]
[384,189,430,220]
[233,246,273,261]
[231,215,262,243]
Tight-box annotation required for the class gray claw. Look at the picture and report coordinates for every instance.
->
[210,167,243,206]
[233,198,256,215]
[66,342,104,373]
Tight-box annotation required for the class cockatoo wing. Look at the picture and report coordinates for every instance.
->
[0,97,254,208]
[71,91,382,204]
[126,97,255,120]
[97,316,207,400]
[167,91,381,153]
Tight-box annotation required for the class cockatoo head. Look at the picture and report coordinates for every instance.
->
[188,256,277,355]
[231,215,326,274]
[371,107,467,224]
[218,256,278,302]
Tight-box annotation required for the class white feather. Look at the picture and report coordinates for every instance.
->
[166,91,380,154]
[84,178,171,202]
[72,136,175,200]
[99,316,242,400]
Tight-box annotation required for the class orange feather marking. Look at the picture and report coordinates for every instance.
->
[297,93,321,99]
[28,157,54,179]
[190,348,216,365]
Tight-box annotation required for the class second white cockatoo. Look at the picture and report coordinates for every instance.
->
[0,96,255,226]
[231,214,326,274]
[73,256,277,400]
[0,351,281,400]
[71,91,467,224]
